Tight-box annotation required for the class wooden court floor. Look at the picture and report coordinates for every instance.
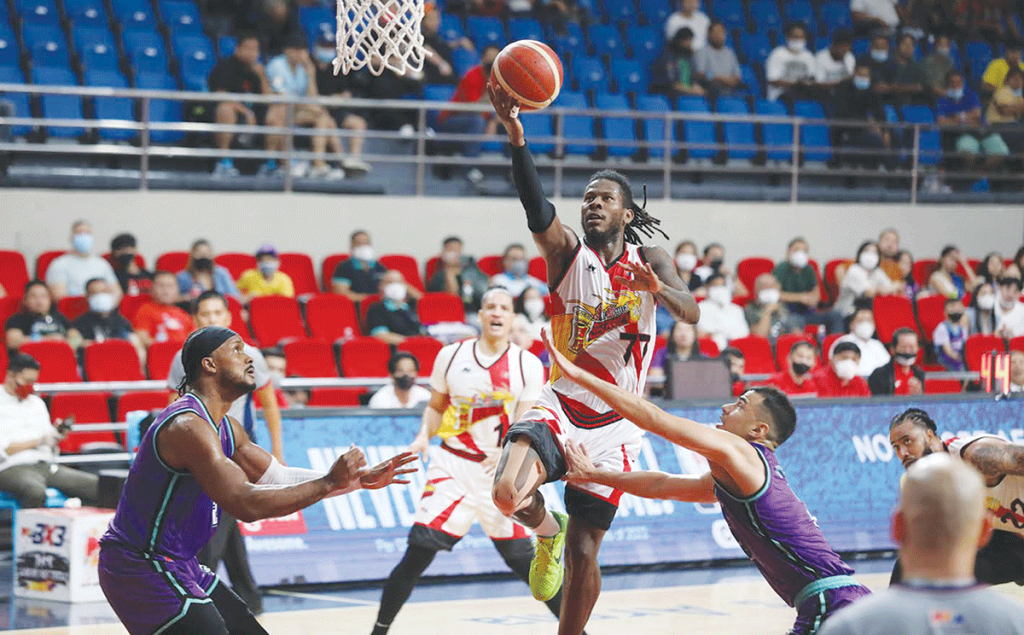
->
[9,572,1024,635]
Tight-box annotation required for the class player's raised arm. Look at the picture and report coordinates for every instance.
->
[628,246,700,324]
[960,437,1024,482]
[564,441,716,503]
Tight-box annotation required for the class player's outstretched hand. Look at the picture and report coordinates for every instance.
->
[359,452,419,490]
[327,444,367,490]
[542,327,582,384]
[614,261,663,295]
[486,83,524,144]
[563,440,597,485]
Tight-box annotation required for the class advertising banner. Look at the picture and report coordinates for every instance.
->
[15,508,114,602]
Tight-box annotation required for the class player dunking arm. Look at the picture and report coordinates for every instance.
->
[99,326,416,635]
[543,332,871,635]
[888,408,1024,586]
[487,84,699,635]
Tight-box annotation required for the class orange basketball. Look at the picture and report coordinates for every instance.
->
[489,40,564,111]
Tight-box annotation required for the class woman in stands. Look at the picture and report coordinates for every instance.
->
[4,280,80,351]
[515,287,549,342]
[897,250,920,301]
[836,241,901,318]
[977,252,1006,288]
[927,245,978,300]
[648,321,704,391]
[967,283,998,336]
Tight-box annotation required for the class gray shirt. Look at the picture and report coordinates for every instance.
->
[46,254,118,297]
[819,584,1024,635]
[694,45,741,82]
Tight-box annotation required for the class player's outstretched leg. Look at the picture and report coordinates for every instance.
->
[370,544,438,635]
[558,517,605,635]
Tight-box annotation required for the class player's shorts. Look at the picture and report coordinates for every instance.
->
[504,387,643,531]
[410,445,530,551]
[789,582,871,635]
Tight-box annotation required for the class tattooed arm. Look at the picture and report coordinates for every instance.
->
[961,437,1024,484]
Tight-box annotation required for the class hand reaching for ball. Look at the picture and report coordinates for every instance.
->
[487,83,525,146]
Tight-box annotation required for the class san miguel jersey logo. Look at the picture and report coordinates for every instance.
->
[569,288,642,354]
[439,391,514,439]
[986,496,1024,529]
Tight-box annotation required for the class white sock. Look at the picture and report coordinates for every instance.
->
[535,509,561,537]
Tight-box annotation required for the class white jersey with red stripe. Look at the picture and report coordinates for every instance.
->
[948,435,1024,539]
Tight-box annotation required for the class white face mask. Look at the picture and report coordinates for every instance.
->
[859,251,879,270]
[788,250,809,269]
[709,285,732,306]
[788,38,806,52]
[853,321,875,340]
[834,358,859,380]
[758,288,780,305]
[88,292,116,314]
[675,253,698,272]
[524,298,546,319]
[977,294,996,310]
[383,282,407,303]
[352,245,375,262]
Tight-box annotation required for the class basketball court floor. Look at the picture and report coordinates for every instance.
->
[4,557,1024,634]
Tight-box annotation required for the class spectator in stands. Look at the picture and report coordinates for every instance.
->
[648,320,703,389]
[877,227,903,281]
[851,0,901,36]
[133,271,194,348]
[672,240,705,293]
[258,0,304,58]
[889,34,928,104]
[837,306,891,375]
[263,347,309,408]
[434,45,501,183]
[744,273,801,341]
[897,250,920,300]
[981,41,1023,96]
[237,244,295,303]
[815,30,856,90]
[967,282,998,335]
[868,327,924,395]
[813,341,871,397]
[995,274,1024,338]
[763,339,819,396]
[490,244,546,298]
[720,346,746,394]
[933,297,968,371]
[0,353,99,508]
[368,270,424,344]
[332,230,388,301]
[311,31,372,174]
[773,237,844,334]
[697,273,749,350]
[986,66,1024,157]
[365,53,426,134]
[74,278,146,364]
[368,352,431,409]
[651,28,705,98]
[765,23,818,102]
[1011,350,1024,392]
[427,236,489,315]
[208,31,282,178]
[4,281,78,352]
[976,251,1006,287]
[937,70,1009,182]
[927,244,977,299]
[694,242,748,296]
[46,220,121,303]
[837,241,900,317]
[830,62,896,169]
[664,0,710,48]
[694,22,743,97]
[420,7,461,86]
[920,34,956,98]
[859,35,896,99]
[516,287,548,342]
[109,233,153,296]
[177,239,240,301]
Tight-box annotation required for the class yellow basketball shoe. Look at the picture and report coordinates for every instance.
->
[529,511,568,601]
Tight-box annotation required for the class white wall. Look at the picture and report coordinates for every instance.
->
[3,189,1022,273]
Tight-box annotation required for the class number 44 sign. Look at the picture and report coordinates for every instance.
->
[981,352,1013,394]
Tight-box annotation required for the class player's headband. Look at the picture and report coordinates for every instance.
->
[181,326,237,382]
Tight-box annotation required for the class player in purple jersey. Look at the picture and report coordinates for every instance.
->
[99,326,416,635]
[540,331,871,635]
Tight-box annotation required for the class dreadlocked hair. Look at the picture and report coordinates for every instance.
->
[588,170,668,245]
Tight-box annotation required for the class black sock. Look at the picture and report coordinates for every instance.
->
[371,545,437,635]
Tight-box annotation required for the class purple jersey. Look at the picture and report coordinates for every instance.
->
[715,443,857,608]
[102,393,235,560]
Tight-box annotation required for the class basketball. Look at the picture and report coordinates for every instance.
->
[489,40,564,111]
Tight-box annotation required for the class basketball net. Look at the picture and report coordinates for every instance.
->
[334,0,426,76]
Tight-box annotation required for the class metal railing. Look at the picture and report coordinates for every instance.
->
[3,83,1022,200]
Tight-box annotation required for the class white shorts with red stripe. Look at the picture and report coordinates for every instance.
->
[413,445,530,541]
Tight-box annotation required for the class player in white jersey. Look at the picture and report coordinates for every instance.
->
[369,288,557,635]
[888,408,1024,586]
[486,85,700,635]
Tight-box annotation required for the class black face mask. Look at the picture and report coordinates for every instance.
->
[114,253,135,267]
[894,352,917,364]
[709,259,724,270]
[394,374,416,390]
[947,312,963,322]
[792,362,811,376]
[193,257,214,272]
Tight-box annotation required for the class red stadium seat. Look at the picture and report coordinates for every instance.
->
[0,296,21,326]
[0,346,6,375]
[821,333,843,363]
[417,293,465,324]
[146,340,181,380]
[915,295,948,342]
[309,387,366,406]
[35,250,67,280]
[697,336,720,357]
[824,259,851,304]
[119,294,151,323]
[280,252,319,297]
[729,336,776,373]
[912,259,938,287]
[248,296,307,346]
[806,258,826,304]
[0,250,30,297]
[116,390,173,421]
[360,294,382,332]
[925,378,963,394]
[224,295,255,344]
[736,257,775,293]
[873,295,918,343]
[155,251,189,273]
[529,256,547,283]
[50,392,117,454]
[283,339,339,377]
[84,340,144,381]
[21,341,81,382]
[215,253,257,280]
[306,294,360,342]
[424,256,441,283]
[57,296,89,321]
[379,254,425,292]
[774,334,813,371]
[397,336,444,375]
[321,254,350,292]
[340,337,391,377]
[1010,337,1024,353]
[477,255,503,277]
[964,335,1006,371]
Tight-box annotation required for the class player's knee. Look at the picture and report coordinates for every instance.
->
[491,479,519,517]
[565,527,600,564]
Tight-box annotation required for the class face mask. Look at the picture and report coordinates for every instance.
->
[352,245,375,262]
[788,39,806,52]
[524,298,546,319]
[314,48,335,64]
[935,46,950,57]
[193,257,214,272]
[894,352,917,366]
[442,250,461,266]
[709,258,724,271]
[791,362,811,376]
[507,260,528,278]
[853,321,875,340]
[88,292,115,314]
[14,382,34,400]
[870,49,888,62]
[709,285,732,305]
[834,358,859,380]
[859,251,879,270]
[947,88,964,100]
[788,250,809,269]
[978,294,996,310]
[115,253,135,267]
[72,233,94,254]
[947,312,963,323]
[854,76,871,90]
[258,261,279,277]
[394,374,416,390]
[383,282,407,303]
[758,288,780,305]
[675,253,698,272]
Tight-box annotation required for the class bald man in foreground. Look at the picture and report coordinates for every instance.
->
[820,454,1024,635]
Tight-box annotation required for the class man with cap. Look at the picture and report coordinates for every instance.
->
[237,244,294,304]
[99,325,417,635]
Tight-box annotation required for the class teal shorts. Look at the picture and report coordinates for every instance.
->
[956,133,1010,156]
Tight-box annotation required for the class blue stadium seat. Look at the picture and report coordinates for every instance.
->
[558,90,596,156]
[508,17,544,42]
[609,58,646,94]
[965,41,993,85]
[73,25,116,54]
[123,27,165,57]
[626,25,661,68]
[783,0,816,31]
[32,37,72,67]
[716,96,756,160]
[159,1,202,32]
[900,104,941,165]
[438,14,465,41]
[635,93,673,159]
[748,0,781,36]
[755,98,792,161]
[712,0,746,32]
[0,34,17,67]
[23,23,65,52]
[574,0,598,18]
[677,95,717,160]
[594,93,635,157]
[819,1,852,34]
[171,32,214,63]
[135,71,184,143]
[20,0,60,25]
[740,32,771,65]
[422,83,454,127]
[65,0,107,25]
[116,4,157,28]
[553,22,587,58]
[179,50,214,91]
[466,16,506,50]
[450,47,476,77]
[131,48,167,74]
[85,69,137,141]
[218,36,236,57]
[588,24,623,58]
[638,0,671,24]
[792,100,831,162]
[520,111,555,154]
[601,0,636,23]
[80,42,119,70]
[0,65,33,135]
[110,0,148,16]
[740,64,761,97]
[852,37,870,58]
[298,6,332,42]
[33,66,87,138]
[571,56,609,93]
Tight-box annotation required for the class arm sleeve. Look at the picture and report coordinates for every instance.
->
[429,344,457,393]
[518,351,545,403]
[510,144,557,234]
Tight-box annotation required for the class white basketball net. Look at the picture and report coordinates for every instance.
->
[334,0,426,76]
